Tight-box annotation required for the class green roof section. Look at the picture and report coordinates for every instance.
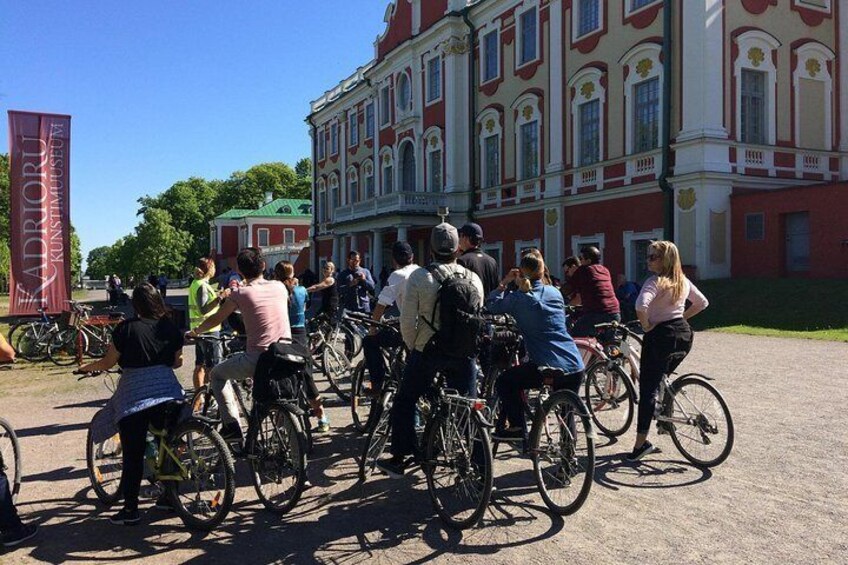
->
[216,198,312,220]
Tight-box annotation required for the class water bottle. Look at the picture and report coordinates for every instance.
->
[143,433,158,481]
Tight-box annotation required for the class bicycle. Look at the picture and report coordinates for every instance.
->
[0,416,21,503]
[360,373,494,530]
[48,302,125,366]
[319,310,365,402]
[11,307,58,362]
[81,370,236,530]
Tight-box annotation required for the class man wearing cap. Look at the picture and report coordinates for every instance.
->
[378,223,484,478]
[457,222,499,295]
[361,241,417,395]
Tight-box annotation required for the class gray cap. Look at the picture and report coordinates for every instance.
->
[430,222,459,258]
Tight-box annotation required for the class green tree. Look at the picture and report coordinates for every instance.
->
[85,246,112,280]
[294,157,313,198]
[70,225,82,284]
[214,162,306,212]
[133,208,191,277]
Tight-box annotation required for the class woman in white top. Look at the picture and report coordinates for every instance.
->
[629,241,709,462]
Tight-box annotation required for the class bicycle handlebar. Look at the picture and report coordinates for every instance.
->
[74,368,122,380]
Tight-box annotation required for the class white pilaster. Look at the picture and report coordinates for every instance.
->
[840,3,848,178]
[546,0,565,197]
[397,225,409,242]
[443,34,471,194]
[340,116,348,205]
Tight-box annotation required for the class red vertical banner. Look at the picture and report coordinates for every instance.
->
[7,111,72,315]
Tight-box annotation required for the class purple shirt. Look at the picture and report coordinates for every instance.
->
[229,279,291,353]
[636,275,709,327]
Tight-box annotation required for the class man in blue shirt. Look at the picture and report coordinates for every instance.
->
[337,251,376,314]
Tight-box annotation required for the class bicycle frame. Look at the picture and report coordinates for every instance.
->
[149,426,190,482]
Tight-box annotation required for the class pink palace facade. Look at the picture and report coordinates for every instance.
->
[308,0,848,281]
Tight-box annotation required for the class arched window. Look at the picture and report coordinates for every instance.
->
[793,41,835,152]
[569,67,605,169]
[380,148,394,195]
[621,43,663,155]
[328,173,340,221]
[424,128,444,193]
[396,72,412,114]
[362,159,375,200]
[477,109,502,202]
[733,30,780,146]
[399,141,417,192]
[512,93,542,197]
[347,167,359,205]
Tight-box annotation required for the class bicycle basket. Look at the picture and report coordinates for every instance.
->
[58,310,78,327]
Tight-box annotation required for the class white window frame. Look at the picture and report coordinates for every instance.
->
[514,239,542,267]
[396,71,413,116]
[794,0,831,13]
[568,67,605,171]
[513,94,542,198]
[571,233,606,259]
[330,121,339,156]
[284,228,296,245]
[348,110,359,147]
[734,31,780,146]
[621,43,664,155]
[257,228,270,248]
[317,127,326,160]
[380,84,392,128]
[425,53,442,105]
[424,127,444,193]
[362,158,375,200]
[328,173,340,221]
[365,101,375,140]
[625,0,661,17]
[482,242,504,277]
[480,28,501,85]
[622,228,663,281]
[792,42,835,151]
[477,108,503,195]
[516,2,541,70]
[380,147,395,195]
[573,0,603,41]
[346,166,359,204]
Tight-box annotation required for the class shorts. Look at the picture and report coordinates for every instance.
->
[195,331,223,369]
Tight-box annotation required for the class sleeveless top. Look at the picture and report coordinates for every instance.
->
[320,280,339,314]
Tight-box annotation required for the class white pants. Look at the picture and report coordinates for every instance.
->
[209,351,262,425]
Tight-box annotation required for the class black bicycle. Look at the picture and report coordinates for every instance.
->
[0,417,21,503]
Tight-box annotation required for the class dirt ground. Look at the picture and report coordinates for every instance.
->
[0,324,846,564]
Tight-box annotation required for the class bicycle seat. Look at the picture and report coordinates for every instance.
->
[538,366,567,387]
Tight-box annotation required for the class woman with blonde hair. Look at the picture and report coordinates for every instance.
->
[306,261,339,320]
[629,240,709,462]
[486,251,584,441]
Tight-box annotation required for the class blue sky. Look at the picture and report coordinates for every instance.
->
[0,1,389,261]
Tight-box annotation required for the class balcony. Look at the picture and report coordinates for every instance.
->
[329,191,447,225]
[734,144,841,179]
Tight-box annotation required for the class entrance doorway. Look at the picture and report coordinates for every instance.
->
[784,212,810,272]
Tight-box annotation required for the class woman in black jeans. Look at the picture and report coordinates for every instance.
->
[81,284,184,525]
[629,241,709,462]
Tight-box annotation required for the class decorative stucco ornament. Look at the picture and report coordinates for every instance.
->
[806,58,821,78]
[636,58,653,78]
[581,82,595,99]
[677,188,697,211]
[545,208,559,227]
[748,47,765,68]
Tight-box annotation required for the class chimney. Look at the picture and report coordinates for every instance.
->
[264,191,274,204]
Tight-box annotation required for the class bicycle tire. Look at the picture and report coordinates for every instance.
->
[666,375,734,468]
[14,323,49,362]
[165,420,235,531]
[248,404,307,515]
[350,361,375,434]
[359,391,393,481]
[86,325,113,358]
[322,342,353,402]
[0,417,22,503]
[424,412,493,530]
[85,419,122,506]
[48,328,88,366]
[584,361,636,437]
[190,386,220,421]
[530,390,595,516]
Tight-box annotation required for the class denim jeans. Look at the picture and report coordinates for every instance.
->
[389,347,477,458]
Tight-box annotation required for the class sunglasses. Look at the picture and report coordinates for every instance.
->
[647,254,660,261]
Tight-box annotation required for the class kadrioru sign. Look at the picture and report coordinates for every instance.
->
[7,111,72,315]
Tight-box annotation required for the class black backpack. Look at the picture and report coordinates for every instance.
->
[424,265,485,358]
[253,341,310,404]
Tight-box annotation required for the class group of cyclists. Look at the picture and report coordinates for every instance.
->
[0,219,710,538]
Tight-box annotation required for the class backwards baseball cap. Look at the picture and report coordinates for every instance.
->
[392,241,414,263]
[458,222,484,240]
[430,223,459,258]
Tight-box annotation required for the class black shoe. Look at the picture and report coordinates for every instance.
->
[626,441,661,463]
[219,422,243,442]
[492,428,525,442]
[376,456,412,479]
[2,523,38,547]
[109,508,140,526]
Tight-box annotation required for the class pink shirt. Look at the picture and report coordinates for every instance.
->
[636,276,709,327]
[229,279,291,353]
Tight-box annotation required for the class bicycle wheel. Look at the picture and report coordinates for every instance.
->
[322,341,353,402]
[48,328,88,366]
[0,418,22,503]
[14,324,46,362]
[424,411,493,530]
[85,422,122,505]
[86,326,113,358]
[350,361,375,434]
[530,391,595,516]
[164,420,235,531]
[248,404,307,515]
[584,361,635,437]
[666,375,734,467]
[359,391,393,481]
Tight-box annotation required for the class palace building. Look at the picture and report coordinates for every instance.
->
[308,0,848,281]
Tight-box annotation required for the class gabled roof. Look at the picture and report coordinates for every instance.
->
[216,198,312,220]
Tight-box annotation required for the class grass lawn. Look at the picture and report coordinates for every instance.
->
[690,278,848,342]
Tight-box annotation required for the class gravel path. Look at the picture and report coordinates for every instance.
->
[0,331,846,564]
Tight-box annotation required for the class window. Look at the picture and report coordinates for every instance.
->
[797,0,830,10]
[520,121,539,180]
[484,135,500,188]
[317,179,326,223]
[426,57,441,103]
[257,228,269,247]
[577,0,600,37]
[347,168,358,204]
[633,78,659,153]
[630,0,657,11]
[284,229,295,245]
[741,70,766,145]
[382,164,393,195]
[397,73,412,113]
[380,86,391,126]
[365,172,375,199]
[330,123,339,155]
[317,129,325,160]
[579,99,600,166]
[348,111,358,147]
[365,103,375,139]
[483,31,499,82]
[428,149,442,192]
[518,8,537,66]
[329,176,339,221]
[745,213,765,241]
